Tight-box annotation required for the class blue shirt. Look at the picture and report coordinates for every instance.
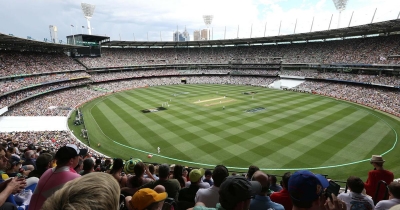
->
[250,195,284,210]
[269,184,283,192]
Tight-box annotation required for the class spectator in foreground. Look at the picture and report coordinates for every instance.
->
[122,161,155,195]
[127,187,167,210]
[109,158,128,188]
[144,164,159,180]
[203,169,213,186]
[337,176,374,210]
[375,181,400,209]
[246,165,259,181]
[365,155,394,202]
[0,145,27,210]
[195,165,229,207]
[390,204,400,210]
[27,153,53,179]
[141,163,181,201]
[80,158,95,176]
[6,156,30,177]
[179,169,204,207]
[94,158,105,172]
[170,164,187,188]
[29,144,87,210]
[41,172,120,210]
[288,170,347,210]
[23,150,37,170]
[193,176,262,210]
[269,175,283,192]
[250,171,284,210]
[270,172,293,210]
[74,159,83,174]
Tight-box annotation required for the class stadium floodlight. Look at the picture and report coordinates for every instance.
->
[81,3,96,35]
[203,15,213,40]
[203,15,214,27]
[332,0,349,28]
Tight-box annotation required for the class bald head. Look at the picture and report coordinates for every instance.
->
[252,171,270,195]
[25,150,35,159]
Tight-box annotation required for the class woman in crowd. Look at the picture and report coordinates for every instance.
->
[109,158,128,188]
[170,164,187,188]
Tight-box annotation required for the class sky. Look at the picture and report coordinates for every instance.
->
[1,0,400,43]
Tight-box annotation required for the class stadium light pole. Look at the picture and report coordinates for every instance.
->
[203,15,213,40]
[70,25,76,45]
[332,0,349,28]
[81,3,96,35]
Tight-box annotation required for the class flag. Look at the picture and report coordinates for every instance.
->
[71,25,74,27]
[82,26,85,28]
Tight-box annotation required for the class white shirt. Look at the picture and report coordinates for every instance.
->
[337,191,374,210]
[195,185,220,208]
[185,181,210,189]
[375,198,400,210]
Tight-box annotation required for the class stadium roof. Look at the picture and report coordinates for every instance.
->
[103,19,400,47]
[0,33,85,50]
[66,34,110,43]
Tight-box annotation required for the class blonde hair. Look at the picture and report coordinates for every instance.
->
[41,172,120,210]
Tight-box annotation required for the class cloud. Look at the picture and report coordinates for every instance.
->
[0,0,399,42]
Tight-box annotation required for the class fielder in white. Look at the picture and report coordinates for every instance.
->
[157,147,160,153]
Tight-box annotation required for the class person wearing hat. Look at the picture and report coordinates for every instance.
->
[178,169,204,208]
[0,145,27,210]
[6,156,31,178]
[365,155,394,202]
[193,175,262,210]
[288,170,347,210]
[127,188,168,210]
[29,144,87,210]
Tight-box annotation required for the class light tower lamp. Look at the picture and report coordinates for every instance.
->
[332,0,349,28]
[203,15,213,40]
[81,3,96,35]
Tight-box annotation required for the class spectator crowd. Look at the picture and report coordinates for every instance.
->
[0,51,85,77]
[77,35,400,68]
[0,79,91,109]
[0,71,90,95]
[0,134,397,210]
[281,71,400,87]
[294,81,400,117]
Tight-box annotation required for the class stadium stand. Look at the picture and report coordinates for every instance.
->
[1,20,400,210]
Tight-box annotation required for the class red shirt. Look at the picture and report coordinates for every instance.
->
[364,169,394,202]
[270,188,293,210]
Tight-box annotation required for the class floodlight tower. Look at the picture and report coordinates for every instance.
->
[81,3,96,35]
[203,15,213,40]
[332,0,349,28]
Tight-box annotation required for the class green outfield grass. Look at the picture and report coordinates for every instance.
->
[69,84,400,180]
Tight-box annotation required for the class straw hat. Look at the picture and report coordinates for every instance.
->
[370,155,385,163]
